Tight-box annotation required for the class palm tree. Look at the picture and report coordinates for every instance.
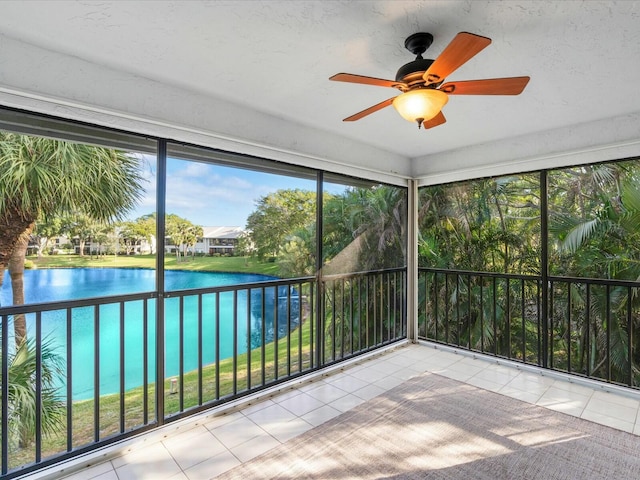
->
[0,131,145,346]
[548,165,640,383]
[323,185,407,273]
[1,336,65,450]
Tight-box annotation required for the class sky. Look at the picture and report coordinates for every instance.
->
[129,155,346,227]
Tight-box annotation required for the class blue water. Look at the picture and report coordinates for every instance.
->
[1,268,285,400]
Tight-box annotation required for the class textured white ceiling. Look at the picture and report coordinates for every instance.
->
[0,0,639,174]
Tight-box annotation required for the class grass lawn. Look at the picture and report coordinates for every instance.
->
[29,254,280,276]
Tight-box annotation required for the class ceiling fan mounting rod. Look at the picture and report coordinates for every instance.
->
[404,32,434,57]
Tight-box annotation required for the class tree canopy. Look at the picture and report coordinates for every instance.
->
[246,189,317,259]
[166,213,203,261]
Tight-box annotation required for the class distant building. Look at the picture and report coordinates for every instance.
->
[200,226,246,255]
[165,226,246,255]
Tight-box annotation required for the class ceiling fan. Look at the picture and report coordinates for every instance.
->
[329,32,530,129]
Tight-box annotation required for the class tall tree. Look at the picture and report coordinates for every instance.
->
[0,131,144,345]
[31,216,64,257]
[165,214,202,262]
[134,213,157,254]
[246,189,317,259]
[62,212,104,257]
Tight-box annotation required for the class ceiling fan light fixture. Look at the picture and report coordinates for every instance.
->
[392,88,449,126]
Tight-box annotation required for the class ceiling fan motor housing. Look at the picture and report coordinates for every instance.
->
[395,58,435,83]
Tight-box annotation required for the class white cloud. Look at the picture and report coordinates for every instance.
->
[128,157,316,225]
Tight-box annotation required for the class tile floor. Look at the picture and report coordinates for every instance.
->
[47,342,640,480]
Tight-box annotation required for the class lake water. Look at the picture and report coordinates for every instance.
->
[1,268,283,400]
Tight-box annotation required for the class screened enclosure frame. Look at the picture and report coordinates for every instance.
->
[417,161,640,390]
[0,107,408,478]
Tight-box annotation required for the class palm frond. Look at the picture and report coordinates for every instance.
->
[621,181,640,213]
[560,218,600,254]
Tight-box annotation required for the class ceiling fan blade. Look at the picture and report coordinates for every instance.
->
[439,76,530,95]
[343,97,396,121]
[422,111,446,129]
[423,32,491,85]
[330,73,406,89]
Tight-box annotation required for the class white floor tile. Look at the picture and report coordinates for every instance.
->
[391,367,421,381]
[238,398,277,416]
[400,361,432,374]
[208,416,267,449]
[352,383,386,401]
[365,359,406,376]
[591,389,640,410]
[374,374,406,391]
[168,472,189,480]
[62,461,115,480]
[426,356,464,371]
[183,450,240,480]
[244,403,298,430]
[550,379,598,397]
[472,365,520,386]
[114,443,182,480]
[230,433,281,463]
[92,471,119,480]
[454,356,488,371]
[384,353,423,368]
[536,386,592,417]
[276,391,326,416]
[349,366,391,383]
[328,393,367,413]
[498,385,546,404]
[584,396,638,423]
[263,417,314,442]
[436,366,478,383]
[325,373,370,393]
[163,429,227,471]
[486,363,522,376]
[202,410,245,430]
[465,375,504,393]
[503,371,555,392]
[304,382,349,403]
[268,387,303,402]
[400,347,443,362]
[581,409,635,433]
[297,378,333,394]
[301,405,343,427]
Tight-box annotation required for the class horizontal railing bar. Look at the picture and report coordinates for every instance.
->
[547,275,640,287]
[420,267,640,288]
[419,267,539,282]
[0,291,157,315]
[163,276,315,298]
[320,267,407,281]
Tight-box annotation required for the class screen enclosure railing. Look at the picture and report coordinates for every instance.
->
[419,267,640,389]
[0,268,406,478]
